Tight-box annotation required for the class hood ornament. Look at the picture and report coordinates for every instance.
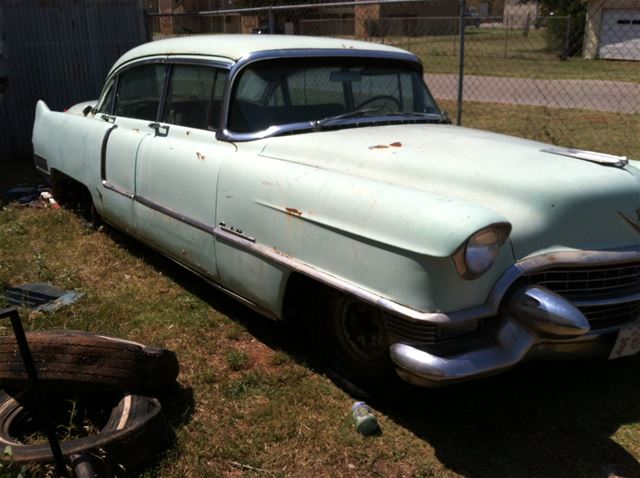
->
[542,148,628,168]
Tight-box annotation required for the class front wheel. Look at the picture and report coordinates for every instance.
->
[313,291,394,389]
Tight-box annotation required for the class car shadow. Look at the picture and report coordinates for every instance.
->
[102,226,640,478]
[372,357,640,478]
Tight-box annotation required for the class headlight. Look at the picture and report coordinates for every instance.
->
[452,223,511,280]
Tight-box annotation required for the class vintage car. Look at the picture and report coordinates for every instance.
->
[32,35,640,388]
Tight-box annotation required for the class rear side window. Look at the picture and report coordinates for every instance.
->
[163,65,228,130]
[114,64,165,121]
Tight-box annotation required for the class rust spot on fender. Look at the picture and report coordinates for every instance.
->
[285,207,302,216]
[390,142,402,148]
[273,247,292,258]
[369,145,389,150]
[196,152,206,161]
[132,128,140,133]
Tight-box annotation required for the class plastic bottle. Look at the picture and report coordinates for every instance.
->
[351,401,379,435]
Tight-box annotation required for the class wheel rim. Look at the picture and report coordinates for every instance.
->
[339,298,388,363]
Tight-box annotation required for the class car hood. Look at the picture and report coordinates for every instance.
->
[258,124,640,259]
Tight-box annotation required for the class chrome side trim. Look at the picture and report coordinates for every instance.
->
[135,195,215,235]
[100,181,214,235]
[213,226,452,323]
[102,180,134,199]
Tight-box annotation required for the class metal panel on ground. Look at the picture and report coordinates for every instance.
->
[599,9,640,60]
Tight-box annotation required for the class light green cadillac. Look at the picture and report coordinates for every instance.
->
[32,35,640,388]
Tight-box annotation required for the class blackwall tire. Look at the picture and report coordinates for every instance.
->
[312,290,394,391]
[0,331,178,393]
[0,390,166,466]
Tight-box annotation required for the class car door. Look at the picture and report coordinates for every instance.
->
[134,63,233,279]
[99,63,166,232]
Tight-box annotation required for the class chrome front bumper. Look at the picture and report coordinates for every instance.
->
[390,285,634,387]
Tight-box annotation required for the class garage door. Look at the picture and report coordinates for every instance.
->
[599,9,640,60]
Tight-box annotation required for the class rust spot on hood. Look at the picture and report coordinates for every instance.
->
[196,152,206,161]
[369,142,402,150]
[285,207,302,216]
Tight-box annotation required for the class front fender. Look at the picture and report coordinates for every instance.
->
[216,152,515,314]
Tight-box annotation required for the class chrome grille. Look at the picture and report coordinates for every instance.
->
[580,302,640,330]
[524,262,640,301]
[524,261,640,330]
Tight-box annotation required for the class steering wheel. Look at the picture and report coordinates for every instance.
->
[355,95,401,111]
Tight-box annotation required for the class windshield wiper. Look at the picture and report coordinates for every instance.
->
[312,107,381,130]
[381,112,450,123]
[312,109,449,131]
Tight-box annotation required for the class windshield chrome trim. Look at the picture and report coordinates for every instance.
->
[216,48,424,143]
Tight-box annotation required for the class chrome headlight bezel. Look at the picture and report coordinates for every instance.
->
[452,223,512,280]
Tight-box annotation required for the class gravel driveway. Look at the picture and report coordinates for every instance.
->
[425,74,640,114]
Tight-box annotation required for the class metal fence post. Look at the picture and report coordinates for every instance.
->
[562,14,572,60]
[268,6,275,33]
[456,0,466,126]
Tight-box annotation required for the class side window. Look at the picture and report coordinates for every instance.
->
[114,64,165,121]
[163,65,228,130]
[97,81,115,114]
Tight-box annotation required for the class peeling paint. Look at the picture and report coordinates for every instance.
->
[132,128,139,133]
[285,207,303,216]
[196,152,206,161]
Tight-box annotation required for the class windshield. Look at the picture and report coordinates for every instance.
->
[228,58,441,134]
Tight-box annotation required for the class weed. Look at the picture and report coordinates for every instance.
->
[223,371,271,400]
[223,323,245,341]
[271,350,291,366]
[226,348,250,371]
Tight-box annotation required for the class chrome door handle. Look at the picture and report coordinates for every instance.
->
[148,122,170,137]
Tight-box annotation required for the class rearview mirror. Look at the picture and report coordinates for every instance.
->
[330,71,361,82]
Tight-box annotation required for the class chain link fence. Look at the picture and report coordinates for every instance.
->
[145,0,640,154]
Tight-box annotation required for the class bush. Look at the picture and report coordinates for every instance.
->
[544,13,586,58]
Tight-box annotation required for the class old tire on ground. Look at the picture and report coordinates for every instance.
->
[0,331,178,393]
[0,390,167,467]
[312,289,394,392]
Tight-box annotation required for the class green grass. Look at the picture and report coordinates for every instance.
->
[1,100,640,477]
[383,28,640,82]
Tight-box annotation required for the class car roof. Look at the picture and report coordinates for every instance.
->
[110,34,413,73]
